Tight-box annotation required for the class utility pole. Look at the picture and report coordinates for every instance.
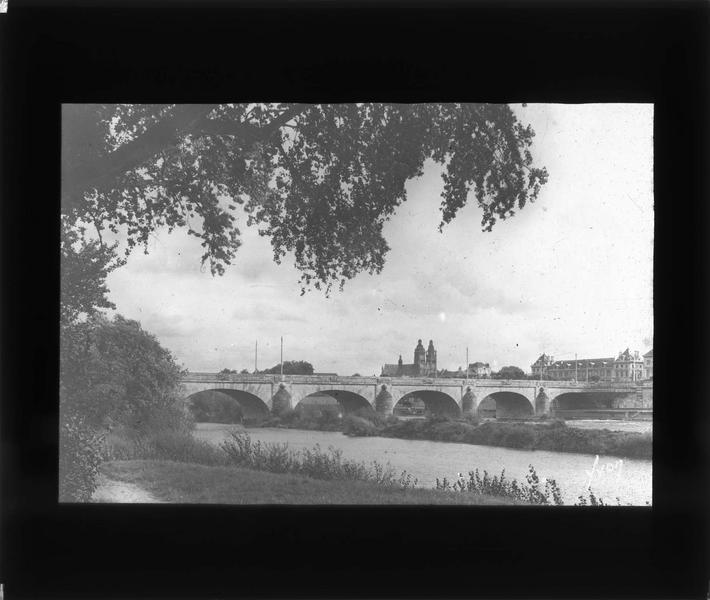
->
[254,340,258,373]
[280,336,284,379]
[575,352,578,383]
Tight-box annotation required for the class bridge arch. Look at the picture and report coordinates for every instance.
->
[185,388,270,421]
[477,391,534,419]
[394,390,460,418]
[295,389,372,415]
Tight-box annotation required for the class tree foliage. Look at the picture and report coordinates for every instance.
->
[260,360,314,375]
[60,216,125,325]
[62,103,548,294]
[60,314,186,430]
[494,365,527,380]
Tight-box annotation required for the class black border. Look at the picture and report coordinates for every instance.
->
[2,1,709,599]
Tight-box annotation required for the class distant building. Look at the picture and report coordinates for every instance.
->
[438,367,465,379]
[381,339,437,377]
[531,348,645,382]
[643,349,653,379]
[437,362,490,379]
[468,362,491,378]
[531,353,555,378]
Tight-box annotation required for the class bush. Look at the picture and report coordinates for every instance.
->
[501,425,537,449]
[607,431,652,459]
[220,432,417,488]
[429,420,477,443]
[136,429,225,466]
[343,415,381,437]
[436,465,564,505]
[101,430,136,461]
[130,402,195,437]
[462,413,481,426]
[317,405,342,429]
[350,406,383,425]
[59,413,105,502]
[424,412,453,425]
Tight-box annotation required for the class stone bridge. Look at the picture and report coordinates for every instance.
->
[180,373,653,419]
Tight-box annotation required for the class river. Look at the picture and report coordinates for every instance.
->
[194,423,652,505]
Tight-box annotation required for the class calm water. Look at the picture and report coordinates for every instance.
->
[194,423,652,505]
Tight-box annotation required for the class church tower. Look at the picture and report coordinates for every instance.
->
[426,340,437,375]
[414,339,426,374]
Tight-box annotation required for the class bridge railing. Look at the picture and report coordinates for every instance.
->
[181,372,379,385]
[180,372,650,389]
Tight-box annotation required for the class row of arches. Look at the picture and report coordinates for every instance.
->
[184,388,626,422]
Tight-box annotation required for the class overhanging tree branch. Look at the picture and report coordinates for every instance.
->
[62,104,219,209]
[62,103,309,212]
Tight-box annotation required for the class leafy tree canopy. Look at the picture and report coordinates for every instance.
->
[60,314,186,429]
[60,216,125,325]
[494,365,527,379]
[62,103,548,294]
[260,360,314,375]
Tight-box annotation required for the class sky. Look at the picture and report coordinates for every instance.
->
[102,103,654,376]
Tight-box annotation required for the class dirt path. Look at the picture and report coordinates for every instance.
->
[91,474,164,503]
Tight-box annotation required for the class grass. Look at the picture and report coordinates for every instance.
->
[100,460,519,505]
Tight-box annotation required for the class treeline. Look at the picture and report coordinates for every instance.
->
[218,360,315,377]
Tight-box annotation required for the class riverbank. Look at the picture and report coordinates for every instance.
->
[99,460,519,504]
[345,417,652,460]
[195,425,653,505]
[251,411,652,459]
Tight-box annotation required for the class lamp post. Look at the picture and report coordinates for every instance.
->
[575,353,578,383]
[466,347,469,385]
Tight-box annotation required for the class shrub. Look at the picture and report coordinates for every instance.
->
[132,402,195,436]
[424,412,453,425]
[501,425,537,449]
[317,405,342,429]
[351,406,387,427]
[136,429,225,466]
[429,420,476,443]
[343,415,380,437]
[608,432,652,459]
[462,413,481,426]
[59,413,105,502]
[220,432,417,488]
[277,407,299,426]
[101,430,136,461]
[436,465,564,505]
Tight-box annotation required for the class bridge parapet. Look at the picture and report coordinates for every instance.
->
[181,372,650,390]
